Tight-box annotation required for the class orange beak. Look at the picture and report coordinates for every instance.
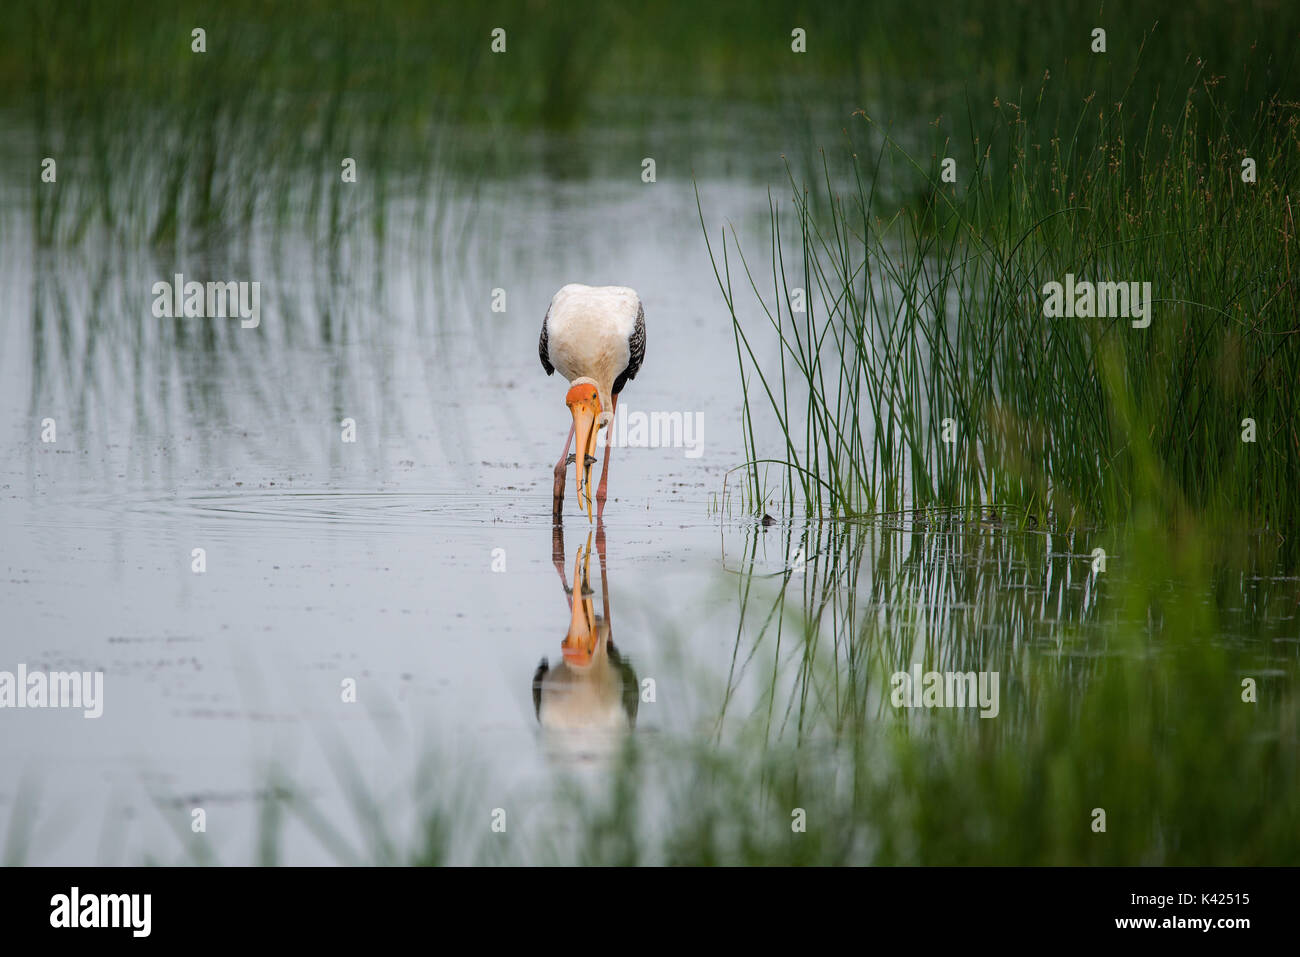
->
[562,534,597,666]
[565,383,601,522]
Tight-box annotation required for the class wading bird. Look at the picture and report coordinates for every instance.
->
[539,283,646,521]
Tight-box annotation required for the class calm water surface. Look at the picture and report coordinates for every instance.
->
[1,115,1292,865]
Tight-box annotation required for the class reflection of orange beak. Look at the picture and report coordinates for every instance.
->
[565,383,601,522]
[562,535,597,666]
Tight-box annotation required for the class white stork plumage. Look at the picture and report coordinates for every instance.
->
[539,283,646,521]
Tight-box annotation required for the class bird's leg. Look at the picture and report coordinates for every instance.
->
[553,420,575,523]
[595,520,610,631]
[596,395,618,520]
[552,522,573,606]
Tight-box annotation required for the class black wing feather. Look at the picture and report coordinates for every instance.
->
[612,302,646,395]
[539,309,554,376]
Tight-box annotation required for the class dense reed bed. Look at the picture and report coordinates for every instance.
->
[703,8,1300,536]
[664,3,1300,864]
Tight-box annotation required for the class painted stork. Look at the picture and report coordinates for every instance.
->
[539,283,646,521]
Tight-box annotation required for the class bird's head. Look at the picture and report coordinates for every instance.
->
[565,378,603,520]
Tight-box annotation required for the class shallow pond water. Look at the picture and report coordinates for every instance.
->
[1,140,768,860]
[2,111,1297,865]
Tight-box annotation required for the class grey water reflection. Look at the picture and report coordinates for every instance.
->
[712,515,1108,743]
[532,523,639,763]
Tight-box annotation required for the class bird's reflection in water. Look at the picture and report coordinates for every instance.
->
[532,522,638,762]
